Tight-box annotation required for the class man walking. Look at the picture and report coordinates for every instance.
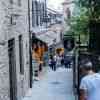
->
[79,60,100,100]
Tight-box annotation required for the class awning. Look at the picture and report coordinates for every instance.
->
[45,31,57,38]
[36,34,54,46]
[33,30,61,46]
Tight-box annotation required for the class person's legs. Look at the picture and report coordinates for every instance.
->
[53,64,56,71]
[52,64,54,71]
[51,64,53,71]
[49,64,51,69]
[39,63,42,71]
[68,61,72,68]
[67,62,70,68]
[34,70,39,81]
[65,63,68,68]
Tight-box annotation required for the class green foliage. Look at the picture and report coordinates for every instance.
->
[64,1,90,44]
[65,8,88,36]
[65,0,100,44]
[70,7,89,36]
[78,0,100,20]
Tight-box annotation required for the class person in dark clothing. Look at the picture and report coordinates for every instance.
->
[64,55,72,68]
[49,56,52,69]
[61,54,64,66]
[49,55,56,71]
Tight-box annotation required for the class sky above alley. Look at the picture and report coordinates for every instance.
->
[47,0,64,12]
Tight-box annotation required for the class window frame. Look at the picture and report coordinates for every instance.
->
[19,35,24,74]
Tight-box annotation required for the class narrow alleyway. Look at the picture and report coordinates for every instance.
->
[23,67,75,100]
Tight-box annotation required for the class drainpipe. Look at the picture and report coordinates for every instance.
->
[28,0,33,88]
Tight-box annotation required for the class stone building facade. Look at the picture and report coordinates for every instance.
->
[0,0,32,100]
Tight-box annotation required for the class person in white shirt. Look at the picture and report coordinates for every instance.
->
[80,60,100,100]
[56,55,62,67]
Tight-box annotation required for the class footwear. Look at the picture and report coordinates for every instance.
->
[34,77,39,81]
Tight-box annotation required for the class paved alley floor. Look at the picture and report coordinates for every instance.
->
[23,67,75,100]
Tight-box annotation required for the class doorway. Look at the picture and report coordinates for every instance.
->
[8,39,17,100]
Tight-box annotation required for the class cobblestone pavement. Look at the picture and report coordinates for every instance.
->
[23,67,75,100]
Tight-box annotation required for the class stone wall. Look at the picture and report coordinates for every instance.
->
[0,0,31,100]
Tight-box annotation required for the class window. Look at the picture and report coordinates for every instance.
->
[19,35,24,74]
[32,1,35,27]
[8,39,17,100]
[42,3,46,23]
[35,1,39,26]
[10,0,13,4]
[18,0,21,6]
[38,3,40,25]
[40,3,43,26]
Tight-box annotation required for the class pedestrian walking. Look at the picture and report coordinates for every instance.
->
[64,50,74,68]
[56,54,61,68]
[49,56,52,70]
[64,55,71,68]
[61,54,64,67]
[49,55,56,71]
[79,60,100,100]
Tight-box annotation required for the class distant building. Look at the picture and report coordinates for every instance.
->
[62,0,74,33]
[32,0,47,28]
[62,0,75,51]
[0,0,32,100]
[47,8,63,26]
[62,0,72,19]
[31,0,63,75]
